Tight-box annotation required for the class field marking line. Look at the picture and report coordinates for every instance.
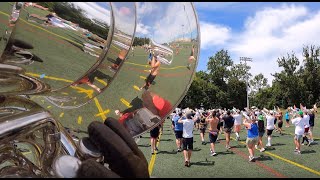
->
[26,72,73,83]
[120,98,132,108]
[230,137,320,176]
[93,97,106,121]
[140,76,146,80]
[95,109,110,118]
[59,112,64,118]
[77,116,82,125]
[133,85,140,91]
[148,130,162,176]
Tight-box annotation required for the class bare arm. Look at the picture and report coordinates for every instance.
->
[242,118,251,129]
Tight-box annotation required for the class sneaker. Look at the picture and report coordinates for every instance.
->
[266,143,271,147]
[301,143,305,146]
[294,148,298,152]
[260,148,266,152]
[187,161,191,167]
[177,148,182,152]
[202,141,206,145]
[255,145,258,149]
[295,151,301,155]
[185,161,188,167]
[210,149,213,154]
[211,152,217,156]
[249,156,255,162]
[226,145,231,149]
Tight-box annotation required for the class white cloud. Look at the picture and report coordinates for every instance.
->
[136,23,151,35]
[200,21,231,49]
[70,2,111,25]
[201,3,320,85]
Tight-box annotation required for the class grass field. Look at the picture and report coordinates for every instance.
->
[137,116,320,178]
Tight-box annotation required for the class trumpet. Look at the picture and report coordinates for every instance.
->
[0,2,200,177]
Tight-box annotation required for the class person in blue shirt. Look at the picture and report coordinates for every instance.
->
[285,110,290,127]
[243,113,259,162]
[173,112,184,152]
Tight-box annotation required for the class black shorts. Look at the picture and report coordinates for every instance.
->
[267,129,273,136]
[196,119,200,123]
[209,131,218,143]
[278,121,283,128]
[114,57,122,65]
[200,128,206,134]
[258,131,265,137]
[285,119,289,122]
[274,119,277,124]
[174,130,183,139]
[146,74,156,85]
[150,127,160,138]
[224,127,232,133]
[182,137,193,150]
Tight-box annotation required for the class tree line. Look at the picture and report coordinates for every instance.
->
[180,45,320,110]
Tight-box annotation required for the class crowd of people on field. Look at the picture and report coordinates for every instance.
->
[148,104,317,167]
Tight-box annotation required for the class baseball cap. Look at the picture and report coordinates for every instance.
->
[299,110,303,115]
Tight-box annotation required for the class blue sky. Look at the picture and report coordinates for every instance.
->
[193,2,320,85]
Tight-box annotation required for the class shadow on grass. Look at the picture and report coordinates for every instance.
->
[272,143,286,146]
[157,150,177,155]
[256,155,273,161]
[302,150,316,154]
[191,160,215,166]
[160,139,173,142]
[193,147,202,152]
[217,151,234,155]
[138,144,150,147]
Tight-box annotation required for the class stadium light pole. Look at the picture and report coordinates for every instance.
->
[240,57,252,109]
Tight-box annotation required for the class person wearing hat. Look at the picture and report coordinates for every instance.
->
[255,114,266,152]
[243,112,259,162]
[178,110,198,167]
[291,110,306,154]
[262,108,275,147]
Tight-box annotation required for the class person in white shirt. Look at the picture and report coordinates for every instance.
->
[233,110,243,141]
[262,109,275,147]
[291,111,306,154]
[178,110,197,167]
[301,110,311,146]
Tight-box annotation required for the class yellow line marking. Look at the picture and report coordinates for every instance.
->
[22,151,32,156]
[62,92,69,95]
[230,137,320,176]
[41,100,44,104]
[60,103,64,106]
[148,130,162,176]
[133,85,140,91]
[74,101,77,105]
[95,109,110,118]
[47,106,51,109]
[25,72,73,83]
[77,116,82,125]
[120,98,132,108]
[95,77,107,86]
[144,70,150,72]
[59,112,64,118]
[93,97,106,120]
[70,86,94,98]
[140,76,146,80]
